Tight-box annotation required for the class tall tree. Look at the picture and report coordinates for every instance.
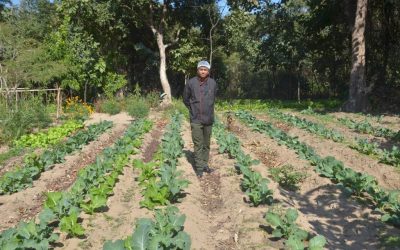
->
[345,0,368,112]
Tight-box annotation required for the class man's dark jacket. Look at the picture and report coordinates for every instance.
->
[183,77,217,125]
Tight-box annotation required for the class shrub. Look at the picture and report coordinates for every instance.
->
[125,96,150,118]
[163,99,189,120]
[100,98,121,115]
[270,165,307,191]
[64,96,94,120]
[144,90,160,108]
[0,97,52,144]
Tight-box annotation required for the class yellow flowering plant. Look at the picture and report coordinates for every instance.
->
[64,96,94,120]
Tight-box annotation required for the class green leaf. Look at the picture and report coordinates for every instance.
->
[103,240,126,250]
[308,235,327,250]
[59,212,85,237]
[265,212,283,227]
[131,218,154,250]
[286,235,305,250]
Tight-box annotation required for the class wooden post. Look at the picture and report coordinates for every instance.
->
[56,86,61,119]
[15,87,18,111]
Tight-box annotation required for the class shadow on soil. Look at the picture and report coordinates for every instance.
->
[279,184,400,250]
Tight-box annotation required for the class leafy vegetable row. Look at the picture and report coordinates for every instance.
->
[213,119,326,249]
[0,119,153,249]
[0,120,113,194]
[104,113,191,249]
[338,117,400,141]
[266,109,344,142]
[14,120,84,148]
[236,110,400,227]
[301,107,400,142]
[136,112,189,210]
[103,205,191,250]
[350,138,400,167]
[265,109,400,168]
[213,120,273,206]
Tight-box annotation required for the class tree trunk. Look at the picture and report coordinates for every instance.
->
[156,33,172,104]
[345,0,368,112]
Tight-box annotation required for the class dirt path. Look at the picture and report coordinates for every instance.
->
[228,115,400,249]
[175,121,280,250]
[0,112,131,232]
[56,112,165,249]
[254,113,400,191]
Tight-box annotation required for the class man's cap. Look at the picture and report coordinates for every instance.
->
[197,60,211,70]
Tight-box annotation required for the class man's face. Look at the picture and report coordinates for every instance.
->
[197,67,209,78]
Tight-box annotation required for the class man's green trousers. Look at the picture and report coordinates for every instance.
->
[190,123,212,172]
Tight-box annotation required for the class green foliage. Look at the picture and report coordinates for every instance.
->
[0,119,154,248]
[59,211,85,237]
[0,121,113,194]
[213,120,273,206]
[236,110,400,227]
[125,96,150,119]
[338,117,400,142]
[100,98,122,115]
[0,96,52,144]
[267,109,344,142]
[270,165,307,191]
[0,219,59,250]
[14,120,83,148]
[103,206,191,250]
[265,208,326,250]
[138,113,189,210]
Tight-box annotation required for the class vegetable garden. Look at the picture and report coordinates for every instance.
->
[0,100,399,250]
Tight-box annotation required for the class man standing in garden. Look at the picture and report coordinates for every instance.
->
[183,60,217,177]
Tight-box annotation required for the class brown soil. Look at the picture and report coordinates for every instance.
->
[175,121,280,250]
[55,112,163,250]
[0,112,132,232]
[331,112,400,132]
[228,115,400,250]
[142,120,167,162]
[286,110,397,150]
[254,113,400,191]
[0,148,38,177]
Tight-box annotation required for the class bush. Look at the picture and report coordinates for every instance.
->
[144,91,160,108]
[163,99,189,120]
[100,99,121,115]
[270,165,307,191]
[64,96,94,120]
[0,97,52,144]
[125,96,150,118]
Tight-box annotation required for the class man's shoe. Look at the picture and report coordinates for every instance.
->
[204,166,214,174]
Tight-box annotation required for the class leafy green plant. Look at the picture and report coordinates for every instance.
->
[138,113,189,210]
[266,109,344,142]
[14,120,83,148]
[236,110,400,227]
[241,169,273,206]
[265,208,326,250]
[0,119,153,247]
[125,95,150,118]
[0,96,52,144]
[100,98,121,115]
[270,165,307,191]
[59,211,85,237]
[350,138,380,155]
[213,120,273,206]
[103,206,191,250]
[0,120,113,194]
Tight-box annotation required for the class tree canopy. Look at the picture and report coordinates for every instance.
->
[0,0,399,111]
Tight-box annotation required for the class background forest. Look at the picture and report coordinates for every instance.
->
[1,0,399,112]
